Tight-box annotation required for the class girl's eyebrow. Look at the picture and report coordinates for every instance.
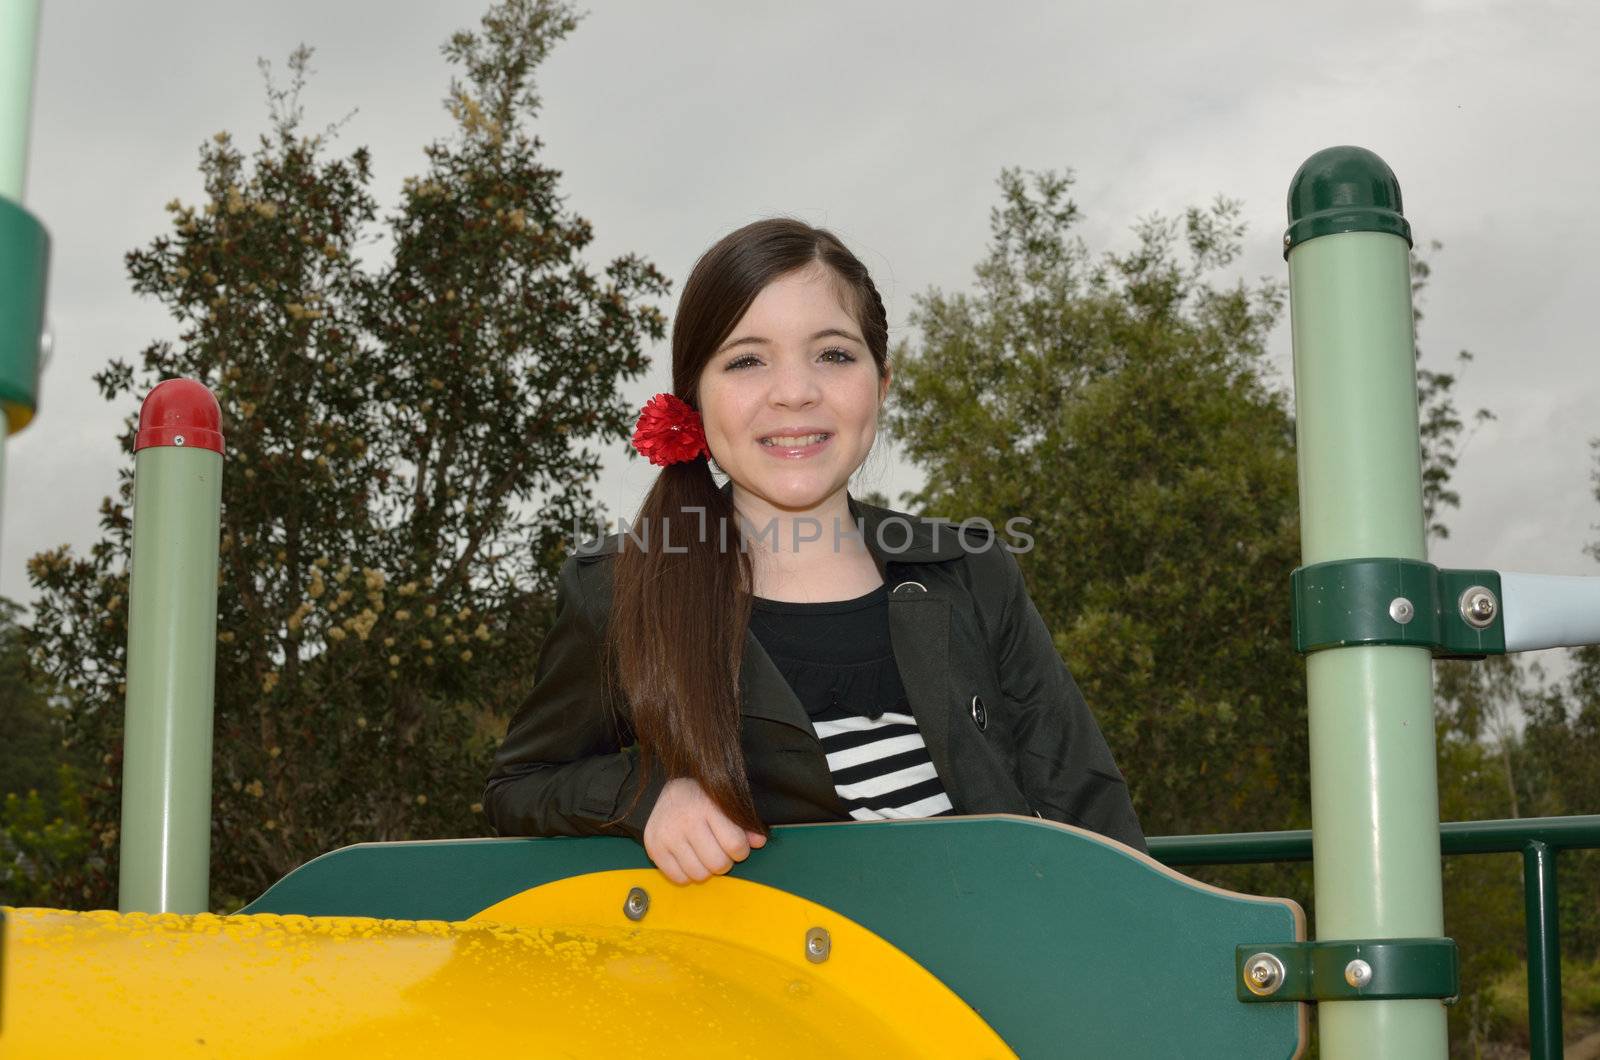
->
[715,327,864,355]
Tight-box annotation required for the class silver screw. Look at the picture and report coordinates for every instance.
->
[805,926,831,964]
[1243,952,1285,997]
[1345,958,1373,988]
[1459,586,1498,629]
[623,886,649,921]
[174,434,187,447]
[1388,597,1415,625]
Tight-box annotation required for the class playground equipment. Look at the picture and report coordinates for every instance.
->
[0,0,47,552]
[5,8,1600,1054]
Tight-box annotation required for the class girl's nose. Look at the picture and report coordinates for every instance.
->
[769,358,822,407]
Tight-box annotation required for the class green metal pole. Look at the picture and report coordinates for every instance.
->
[1286,147,1447,1057]
[1,0,40,201]
[1523,841,1562,1059]
[118,380,224,913]
[2,0,45,542]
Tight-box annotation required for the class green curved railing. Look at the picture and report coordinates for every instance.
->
[1149,814,1600,1059]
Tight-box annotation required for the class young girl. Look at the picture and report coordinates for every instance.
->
[484,219,1144,884]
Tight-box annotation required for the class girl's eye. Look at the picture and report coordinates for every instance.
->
[723,347,857,371]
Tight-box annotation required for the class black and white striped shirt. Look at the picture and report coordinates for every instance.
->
[748,583,956,821]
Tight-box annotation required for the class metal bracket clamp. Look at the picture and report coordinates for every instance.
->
[1291,558,1505,658]
[1236,938,1459,1003]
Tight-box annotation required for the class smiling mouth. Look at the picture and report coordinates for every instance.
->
[760,433,831,447]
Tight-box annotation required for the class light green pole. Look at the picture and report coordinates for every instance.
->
[118,379,224,913]
[1286,147,1447,1057]
[1,0,46,542]
[1,0,40,201]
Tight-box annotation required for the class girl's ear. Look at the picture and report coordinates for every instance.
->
[879,364,892,404]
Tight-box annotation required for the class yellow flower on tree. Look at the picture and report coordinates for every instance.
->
[348,609,378,641]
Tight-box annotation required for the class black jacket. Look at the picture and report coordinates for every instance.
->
[483,490,1146,852]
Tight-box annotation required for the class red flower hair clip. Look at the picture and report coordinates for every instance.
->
[631,392,710,467]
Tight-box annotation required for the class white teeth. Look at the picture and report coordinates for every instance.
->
[761,433,828,447]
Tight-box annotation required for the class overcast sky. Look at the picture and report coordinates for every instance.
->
[5,0,1596,679]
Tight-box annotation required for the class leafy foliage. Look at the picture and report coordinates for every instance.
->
[1,596,91,906]
[886,169,1303,837]
[24,0,667,911]
[1412,241,1495,543]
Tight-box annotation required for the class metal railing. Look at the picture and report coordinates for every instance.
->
[1148,814,1600,1059]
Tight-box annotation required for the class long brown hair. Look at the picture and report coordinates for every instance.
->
[604,218,891,833]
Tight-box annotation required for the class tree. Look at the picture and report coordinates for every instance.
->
[1,596,91,907]
[25,0,668,911]
[1411,240,1495,543]
[1522,438,1600,961]
[1,597,73,804]
[886,169,1303,839]
[887,168,1546,1052]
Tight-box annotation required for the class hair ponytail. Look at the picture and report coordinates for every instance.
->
[606,453,759,831]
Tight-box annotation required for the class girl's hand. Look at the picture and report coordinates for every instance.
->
[643,777,768,884]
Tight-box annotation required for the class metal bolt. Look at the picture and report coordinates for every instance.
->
[1242,952,1285,997]
[1345,958,1373,988]
[623,886,649,921]
[174,435,187,447]
[1459,585,1498,629]
[805,926,831,964]
[1388,597,1415,625]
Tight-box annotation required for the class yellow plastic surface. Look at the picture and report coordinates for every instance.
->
[2,872,1013,1058]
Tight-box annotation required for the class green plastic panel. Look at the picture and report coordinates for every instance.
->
[1292,558,1506,657]
[1236,939,1459,1003]
[0,196,48,433]
[245,817,1305,1059]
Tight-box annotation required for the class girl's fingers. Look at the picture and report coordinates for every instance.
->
[708,812,751,862]
[686,819,734,877]
[674,840,714,882]
[652,848,688,886]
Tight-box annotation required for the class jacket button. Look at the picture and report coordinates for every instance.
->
[892,580,927,594]
[970,694,987,730]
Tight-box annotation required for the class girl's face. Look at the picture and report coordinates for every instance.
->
[696,263,888,517]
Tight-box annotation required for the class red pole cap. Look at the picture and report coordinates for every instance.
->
[135,378,225,454]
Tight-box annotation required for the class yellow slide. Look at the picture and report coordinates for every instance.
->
[2,870,1013,1058]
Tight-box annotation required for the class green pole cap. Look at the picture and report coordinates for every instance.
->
[1284,146,1411,258]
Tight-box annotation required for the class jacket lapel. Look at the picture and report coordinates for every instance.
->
[738,629,817,734]
[736,570,958,798]
[884,579,956,803]
[601,483,969,784]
